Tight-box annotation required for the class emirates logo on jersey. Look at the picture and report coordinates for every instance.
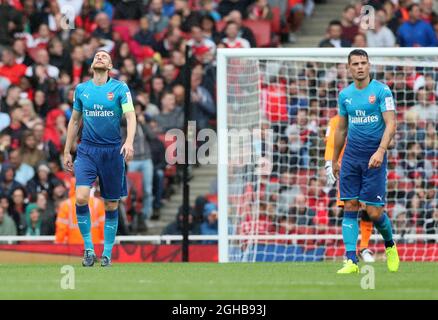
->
[368,95,376,104]
[107,92,114,101]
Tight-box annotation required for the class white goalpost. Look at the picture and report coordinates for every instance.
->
[217,48,438,263]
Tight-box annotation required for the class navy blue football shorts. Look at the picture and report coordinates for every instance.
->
[339,153,387,207]
[74,142,127,201]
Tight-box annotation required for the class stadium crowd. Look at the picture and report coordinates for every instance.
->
[0,0,436,245]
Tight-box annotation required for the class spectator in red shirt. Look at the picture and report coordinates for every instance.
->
[307,174,330,225]
[223,10,256,47]
[187,25,216,59]
[261,80,288,123]
[341,5,359,44]
[43,108,66,152]
[75,1,97,34]
[222,21,251,48]
[26,23,51,49]
[0,48,27,86]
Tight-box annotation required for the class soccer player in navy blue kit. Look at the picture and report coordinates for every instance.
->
[64,50,136,267]
[332,49,400,273]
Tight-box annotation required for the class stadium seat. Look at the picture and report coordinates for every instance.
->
[242,20,272,47]
[128,40,155,63]
[112,19,140,37]
[112,25,131,42]
[27,47,41,61]
[216,20,226,32]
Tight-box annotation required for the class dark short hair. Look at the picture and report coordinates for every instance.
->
[225,21,239,30]
[161,90,174,99]
[348,49,369,64]
[329,20,342,28]
[1,47,14,56]
[407,3,419,12]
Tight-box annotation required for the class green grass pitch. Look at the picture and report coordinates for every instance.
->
[1,262,438,299]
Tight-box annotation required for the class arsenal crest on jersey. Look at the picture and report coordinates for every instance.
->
[368,95,376,104]
[107,92,114,101]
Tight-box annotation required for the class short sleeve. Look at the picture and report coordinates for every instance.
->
[379,85,396,113]
[119,83,134,114]
[73,85,83,112]
[338,92,347,117]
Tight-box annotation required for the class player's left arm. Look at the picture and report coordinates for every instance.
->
[368,86,397,169]
[119,84,136,161]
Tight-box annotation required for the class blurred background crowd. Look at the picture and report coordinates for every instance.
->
[0,0,436,245]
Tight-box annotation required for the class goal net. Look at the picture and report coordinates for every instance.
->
[217,48,438,263]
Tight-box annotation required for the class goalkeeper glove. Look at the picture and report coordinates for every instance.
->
[325,160,337,186]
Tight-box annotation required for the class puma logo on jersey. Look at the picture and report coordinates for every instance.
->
[83,93,89,99]
[345,98,352,105]
[377,195,382,201]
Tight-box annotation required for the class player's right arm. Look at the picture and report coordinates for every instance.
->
[63,110,82,172]
[333,93,348,179]
[63,86,83,172]
[333,116,347,179]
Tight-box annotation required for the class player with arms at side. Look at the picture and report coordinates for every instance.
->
[333,49,399,274]
[325,115,375,263]
[64,50,136,267]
